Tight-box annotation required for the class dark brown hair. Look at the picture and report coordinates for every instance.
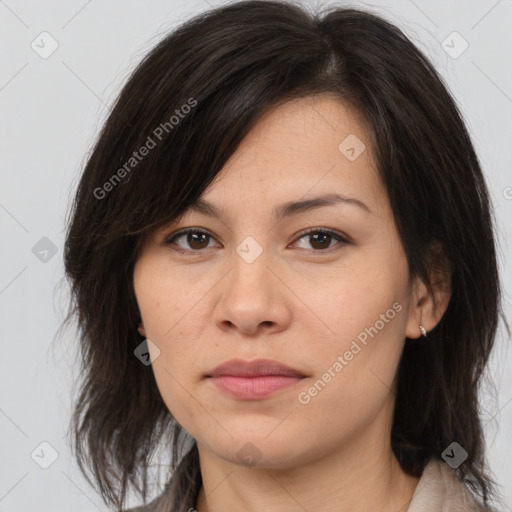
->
[61,0,506,510]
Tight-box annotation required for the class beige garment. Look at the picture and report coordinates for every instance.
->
[407,459,486,512]
[124,457,489,512]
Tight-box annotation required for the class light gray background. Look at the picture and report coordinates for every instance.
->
[0,0,511,510]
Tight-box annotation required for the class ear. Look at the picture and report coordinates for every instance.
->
[137,321,146,337]
[405,242,451,339]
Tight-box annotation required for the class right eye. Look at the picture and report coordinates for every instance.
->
[164,228,220,254]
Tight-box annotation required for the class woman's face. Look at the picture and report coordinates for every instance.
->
[133,95,422,469]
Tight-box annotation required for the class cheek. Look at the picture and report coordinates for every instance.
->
[293,303,406,448]
[293,253,409,410]
[133,256,213,411]
[288,253,407,348]
[133,256,208,342]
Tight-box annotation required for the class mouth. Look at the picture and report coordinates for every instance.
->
[206,359,307,400]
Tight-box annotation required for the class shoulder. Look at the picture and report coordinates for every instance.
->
[407,458,490,512]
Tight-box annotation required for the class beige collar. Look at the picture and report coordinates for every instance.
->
[407,459,484,511]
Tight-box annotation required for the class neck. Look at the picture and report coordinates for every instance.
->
[194,420,419,512]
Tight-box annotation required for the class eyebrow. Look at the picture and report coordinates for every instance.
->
[186,193,372,221]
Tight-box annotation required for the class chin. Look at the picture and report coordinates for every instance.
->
[207,433,307,470]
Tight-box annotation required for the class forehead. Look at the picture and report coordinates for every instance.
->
[200,95,385,216]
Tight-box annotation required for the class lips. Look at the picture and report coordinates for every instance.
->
[207,358,306,378]
[206,359,307,400]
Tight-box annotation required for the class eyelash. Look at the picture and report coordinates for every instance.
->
[163,227,351,255]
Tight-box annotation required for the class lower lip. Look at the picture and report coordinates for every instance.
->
[208,375,304,400]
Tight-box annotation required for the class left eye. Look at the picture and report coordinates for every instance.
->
[293,228,349,251]
[164,228,349,253]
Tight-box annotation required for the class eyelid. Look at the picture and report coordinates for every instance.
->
[163,226,351,254]
[296,227,352,246]
[163,228,218,253]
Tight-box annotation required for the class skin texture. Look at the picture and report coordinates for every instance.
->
[133,95,450,512]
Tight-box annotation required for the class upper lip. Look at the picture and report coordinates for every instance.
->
[207,359,306,378]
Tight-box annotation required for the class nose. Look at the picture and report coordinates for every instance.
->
[212,247,292,336]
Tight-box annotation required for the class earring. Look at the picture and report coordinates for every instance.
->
[419,325,427,337]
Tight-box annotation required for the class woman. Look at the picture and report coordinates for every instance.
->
[62,1,506,511]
